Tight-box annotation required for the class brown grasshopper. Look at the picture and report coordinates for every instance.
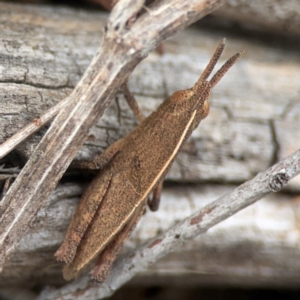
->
[55,39,243,282]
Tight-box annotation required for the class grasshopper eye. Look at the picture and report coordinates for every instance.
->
[201,100,210,118]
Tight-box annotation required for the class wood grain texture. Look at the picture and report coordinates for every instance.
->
[2,182,300,289]
[214,0,300,36]
[0,0,224,277]
[1,1,300,295]
[1,3,300,188]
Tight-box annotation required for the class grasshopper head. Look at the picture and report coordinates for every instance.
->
[166,39,243,121]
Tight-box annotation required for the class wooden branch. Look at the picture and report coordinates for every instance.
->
[214,0,300,36]
[36,149,300,300]
[0,97,68,160]
[0,0,225,274]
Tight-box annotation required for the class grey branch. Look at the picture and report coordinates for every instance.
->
[0,97,69,160]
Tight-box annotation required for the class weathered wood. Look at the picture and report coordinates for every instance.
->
[215,0,300,36]
[1,1,300,296]
[45,149,299,300]
[1,148,300,294]
[1,3,300,190]
[2,181,300,289]
[0,0,224,278]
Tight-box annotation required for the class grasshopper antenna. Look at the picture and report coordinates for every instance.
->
[198,38,226,83]
[209,50,244,88]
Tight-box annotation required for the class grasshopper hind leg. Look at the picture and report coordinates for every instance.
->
[55,170,112,264]
[56,133,126,264]
[89,201,146,282]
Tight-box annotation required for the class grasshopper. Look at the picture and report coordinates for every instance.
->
[55,39,243,282]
